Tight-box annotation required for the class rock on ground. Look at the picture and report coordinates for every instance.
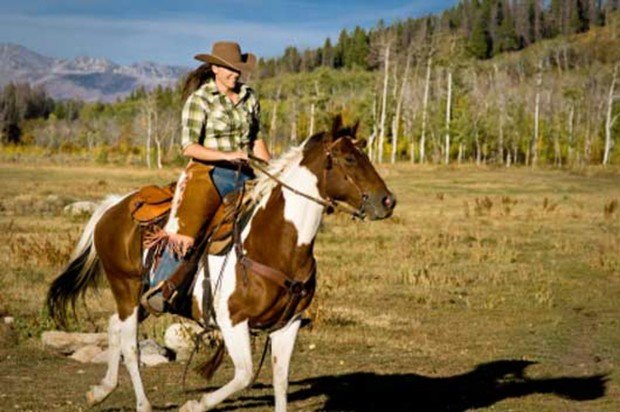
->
[70,345,103,363]
[164,323,206,361]
[41,331,107,355]
[90,349,109,364]
[139,339,168,357]
[140,353,169,367]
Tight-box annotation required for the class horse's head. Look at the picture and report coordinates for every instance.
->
[303,115,396,220]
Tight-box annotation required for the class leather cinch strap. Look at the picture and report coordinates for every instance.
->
[237,255,316,331]
[238,255,315,296]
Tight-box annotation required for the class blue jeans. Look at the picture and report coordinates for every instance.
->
[150,247,180,287]
[210,166,252,199]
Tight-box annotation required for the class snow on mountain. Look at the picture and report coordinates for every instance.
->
[53,56,118,74]
[0,43,188,102]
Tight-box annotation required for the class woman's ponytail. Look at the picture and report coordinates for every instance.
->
[181,63,214,102]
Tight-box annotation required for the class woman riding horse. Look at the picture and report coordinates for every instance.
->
[142,41,270,314]
[47,116,396,412]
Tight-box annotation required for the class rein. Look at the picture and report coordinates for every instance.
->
[248,139,367,219]
[232,138,367,331]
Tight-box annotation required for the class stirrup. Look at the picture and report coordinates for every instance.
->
[140,282,167,316]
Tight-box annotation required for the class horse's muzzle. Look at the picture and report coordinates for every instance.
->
[366,191,396,220]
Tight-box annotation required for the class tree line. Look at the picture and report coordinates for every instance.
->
[256,0,619,78]
[0,83,55,144]
[255,10,620,166]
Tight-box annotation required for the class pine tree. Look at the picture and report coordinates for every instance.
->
[568,0,589,33]
[468,15,492,58]
[283,46,302,73]
[345,26,370,69]
[322,38,334,68]
[335,29,350,68]
[493,0,519,54]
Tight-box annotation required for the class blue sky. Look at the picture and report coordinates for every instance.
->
[0,0,457,67]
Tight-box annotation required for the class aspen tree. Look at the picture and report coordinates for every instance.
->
[531,60,543,167]
[420,44,434,164]
[377,43,390,163]
[140,93,157,169]
[603,62,619,165]
[269,85,282,153]
[567,101,575,164]
[308,81,321,137]
[493,64,505,165]
[391,49,413,164]
[444,69,452,165]
[368,92,378,162]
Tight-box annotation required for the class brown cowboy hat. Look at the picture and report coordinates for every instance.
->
[194,41,256,74]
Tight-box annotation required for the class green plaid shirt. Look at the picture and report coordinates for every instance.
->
[181,79,262,152]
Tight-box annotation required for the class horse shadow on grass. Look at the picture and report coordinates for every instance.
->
[207,359,607,412]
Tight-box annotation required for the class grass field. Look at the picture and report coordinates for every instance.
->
[0,161,619,411]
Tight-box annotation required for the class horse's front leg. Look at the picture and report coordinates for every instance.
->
[180,320,253,412]
[270,318,301,412]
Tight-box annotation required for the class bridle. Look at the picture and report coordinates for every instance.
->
[248,136,370,219]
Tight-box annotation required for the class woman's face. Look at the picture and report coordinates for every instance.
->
[212,65,240,91]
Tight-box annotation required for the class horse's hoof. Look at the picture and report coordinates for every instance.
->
[86,385,112,406]
[180,399,202,412]
[137,401,152,412]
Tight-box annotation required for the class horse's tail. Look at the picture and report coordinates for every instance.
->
[46,195,123,329]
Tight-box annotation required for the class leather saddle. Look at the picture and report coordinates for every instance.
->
[129,182,255,255]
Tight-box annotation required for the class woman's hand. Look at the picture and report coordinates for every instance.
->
[225,150,249,163]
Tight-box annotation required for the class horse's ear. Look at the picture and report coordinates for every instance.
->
[331,114,343,137]
[351,120,360,138]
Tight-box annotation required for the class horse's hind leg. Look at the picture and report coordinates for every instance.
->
[103,272,151,412]
[86,314,122,406]
[180,320,253,412]
[119,306,151,412]
[93,194,151,410]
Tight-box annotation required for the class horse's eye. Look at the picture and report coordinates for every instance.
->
[344,155,357,165]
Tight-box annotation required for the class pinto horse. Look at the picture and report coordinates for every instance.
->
[47,116,396,412]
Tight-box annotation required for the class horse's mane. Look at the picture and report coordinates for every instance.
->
[249,139,309,201]
[248,124,354,202]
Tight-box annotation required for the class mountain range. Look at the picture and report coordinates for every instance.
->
[0,43,188,102]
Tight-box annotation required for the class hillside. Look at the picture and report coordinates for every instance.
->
[254,14,620,165]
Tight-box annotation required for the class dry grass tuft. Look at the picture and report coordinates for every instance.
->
[474,196,493,216]
[9,233,76,269]
[604,199,618,219]
[542,197,559,213]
